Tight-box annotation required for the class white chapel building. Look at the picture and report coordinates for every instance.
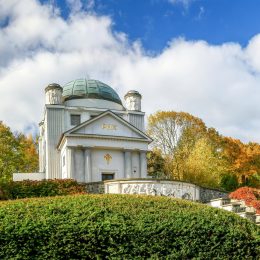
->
[37,79,152,183]
[13,79,226,203]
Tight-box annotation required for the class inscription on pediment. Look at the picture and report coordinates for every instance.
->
[102,124,117,130]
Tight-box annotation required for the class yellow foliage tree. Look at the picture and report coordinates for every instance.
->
[184,137,228,188]
[0,121,39,182]
[147,111,207,154]
[147,111,231,188]
[222,137,260,186]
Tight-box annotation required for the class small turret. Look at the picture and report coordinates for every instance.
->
[45,83,63,105]
[124,90,142,111]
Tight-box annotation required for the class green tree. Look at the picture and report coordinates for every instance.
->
[220,173,239,191]
[147,149,166,178]
[0,122,22,182]
[0,122,39,182]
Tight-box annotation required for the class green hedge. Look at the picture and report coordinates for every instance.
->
[0,179,86,200]
[0,194,259,259]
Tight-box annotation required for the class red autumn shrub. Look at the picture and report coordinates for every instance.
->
[229,186,260,214]
[251,200,260,214]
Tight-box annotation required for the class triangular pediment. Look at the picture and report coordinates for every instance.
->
[66,110,151,141]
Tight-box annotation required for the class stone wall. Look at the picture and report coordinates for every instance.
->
[85,181,105,194]
[85,179,228,203]
[104,179,228,203]
[13,173,45,181]
[199,187,228,203]
[105,179,200,201]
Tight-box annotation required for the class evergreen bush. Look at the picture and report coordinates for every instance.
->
[0,194,259,259]
[0,179,86,200]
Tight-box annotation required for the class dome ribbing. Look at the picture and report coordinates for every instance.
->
[62,79,122,105]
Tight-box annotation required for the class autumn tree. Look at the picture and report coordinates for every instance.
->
[147,111,230,187]
[17,133,39,173]
[147,110,260,190]
[221,137,260,187]
[147,111,207,155]
[183,137,228,188]
[0,122,39,182]
[147,111,212,181]
[0,122,22,182]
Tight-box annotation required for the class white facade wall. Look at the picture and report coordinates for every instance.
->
[74,114,141,138]
[61,147,67,179]
[66,137,148,151]
[45,107,64,179]
[64,98,124,111]
[128,113,144,131]
[39,88,148,183]
[74,148,85,182]
[60,147,143,183]
[131,151,140,178]
[64,109,90,132]
[91,149,125,182]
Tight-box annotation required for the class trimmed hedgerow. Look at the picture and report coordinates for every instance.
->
[0,194,259,259]
[0,179,86,200]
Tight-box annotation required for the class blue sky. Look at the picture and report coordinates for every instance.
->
[43,0,260,51]
[1,0,260,142]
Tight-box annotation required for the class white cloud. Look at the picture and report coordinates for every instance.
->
[168,0,195,9]
[1,0,260,143]
[66,0,83,13]
[196,6,205,20]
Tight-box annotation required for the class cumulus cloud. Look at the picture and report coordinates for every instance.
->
[0,0,260,143]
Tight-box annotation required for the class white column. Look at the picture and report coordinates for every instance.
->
[75,149,85,183]
[124,151,132,178]
[67,147,74,179]
[39,137,43,172]
[140,151,147,178]
[84,148,92,183]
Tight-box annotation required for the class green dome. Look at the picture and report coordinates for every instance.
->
[62,79,122,105]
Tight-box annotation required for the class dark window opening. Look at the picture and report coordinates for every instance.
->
[102,173,114,181]
[71,114,81,126]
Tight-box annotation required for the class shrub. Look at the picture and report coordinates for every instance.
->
[0,194,259,259]
[0,179,86,200]
[220,173,239,191]
[245,173,260,188]
[229,186,260,213]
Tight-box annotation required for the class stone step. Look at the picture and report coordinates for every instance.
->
[230,199,245,206]
[209,198,259,225]
[221,203,244,212]
[245,206,256,213]
[237,211,256,222]
[208,198,230,208]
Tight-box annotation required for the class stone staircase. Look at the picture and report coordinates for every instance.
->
[208,198,260,225]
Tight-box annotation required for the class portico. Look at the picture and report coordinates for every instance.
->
[58,110,151,182]
[62,146,148,182]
